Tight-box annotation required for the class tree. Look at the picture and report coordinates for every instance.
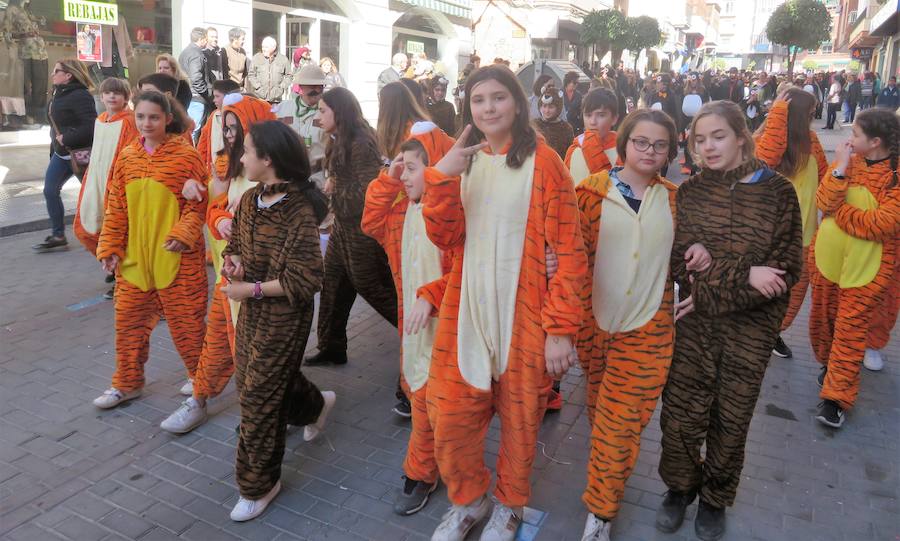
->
[580,9,628,67]
[802,59,818,71]
[765,0,831,78]
[625,15,662,72]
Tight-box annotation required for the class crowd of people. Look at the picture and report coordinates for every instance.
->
[24,26,900,541]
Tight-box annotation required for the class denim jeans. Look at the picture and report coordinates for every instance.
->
[43,153,80,237]
[187,100,206,143]
[826,103,840,129]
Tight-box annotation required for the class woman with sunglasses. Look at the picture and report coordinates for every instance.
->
[34,58,97,253]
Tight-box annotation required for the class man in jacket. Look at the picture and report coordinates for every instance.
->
[204,27,223,81]
[178,27,213,142]
[248,36,292,104]
[843,73,861,123]
[222,27,249,89]
[377,53,408,94]
[876,76,899,110]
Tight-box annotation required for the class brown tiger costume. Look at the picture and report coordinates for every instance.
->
[659,159,803,509]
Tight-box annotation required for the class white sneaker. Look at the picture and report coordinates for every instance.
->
[179,379,194,396]
[581,514,611,541]
[93,388,142,409]
[160,398,208,434]
[479,501,522,541]
[229,481,281,522]
[431,496,492,541]
[864,349,884,371]
[303,391,336,442]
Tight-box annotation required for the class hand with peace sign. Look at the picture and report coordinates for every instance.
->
[434,125,488,177]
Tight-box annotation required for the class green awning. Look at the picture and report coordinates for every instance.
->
[398,0,472,19]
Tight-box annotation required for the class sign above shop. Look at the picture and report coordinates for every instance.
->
[406,41,425,54]
[63,0,118,26]
[851,47,874,60]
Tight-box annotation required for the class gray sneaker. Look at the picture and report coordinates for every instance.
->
[393,476,438,515]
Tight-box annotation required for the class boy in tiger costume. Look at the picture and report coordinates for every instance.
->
[809,108,900,428]
[362,136,455,516]
[93,91,208,409]
[564,88,619,185]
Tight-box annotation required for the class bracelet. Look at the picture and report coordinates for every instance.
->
[252,281,264,300]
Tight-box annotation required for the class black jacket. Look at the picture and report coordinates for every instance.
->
[563,89,584,136]
[847,80,861,105]
[179,42,213,101]
[48,83,97,157]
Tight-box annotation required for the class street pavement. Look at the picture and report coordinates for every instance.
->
[0,116,898,541]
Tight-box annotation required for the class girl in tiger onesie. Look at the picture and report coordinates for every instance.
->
[753,88,829,359]
[564,88,620,185]
[809,108,900,428]
[575,109,710,541]
[362,131,455,516]
[422,65,586,541]
[656,101,803,541]
[93,91,209,409]
[159,94,276,434]
[220,121,334,522]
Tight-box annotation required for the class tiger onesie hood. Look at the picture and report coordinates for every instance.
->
[564,129,619,185]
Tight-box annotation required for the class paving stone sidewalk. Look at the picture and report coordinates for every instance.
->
[1,116,897,541]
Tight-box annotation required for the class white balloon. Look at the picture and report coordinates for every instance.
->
[682,94,703,117]
[651,101,663,111]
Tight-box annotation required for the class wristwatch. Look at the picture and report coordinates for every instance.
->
[252,281,264,300]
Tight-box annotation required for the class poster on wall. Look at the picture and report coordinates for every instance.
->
[76,22,103,62]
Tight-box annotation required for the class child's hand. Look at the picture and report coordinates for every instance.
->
[545,245,559,280]
[222,254,244,281]
[182,178,206,201]
[163,239,188,252]
[434,125,488,177]
[545,335,577,379]
[404,297,433,335]
[100,255,119,274]
[834,140,853,175]
[749,266,787,298]
[216,218,233,240]
[388,153,404,180]
[685,243,712,272]
[222,280,252,301]
[675,292,694,321]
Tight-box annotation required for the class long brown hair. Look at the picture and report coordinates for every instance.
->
[459,65,537,170]
[322,87,379,174]
[55,58,95,91]
[754,87,815,177]
[688,100,756,168]
[377,82,429,159]
[223,110,244,182]
[133,90,188,134]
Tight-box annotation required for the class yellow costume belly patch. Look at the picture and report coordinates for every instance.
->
[120,178,182,291]
[815,186,882,288]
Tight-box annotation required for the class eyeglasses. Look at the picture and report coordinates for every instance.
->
[223,125,237,134]
[630,138,669,154]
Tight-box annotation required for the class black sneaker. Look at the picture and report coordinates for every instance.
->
[304,349,348,366]
[32,235,68,252]
[392,397,412,418]
[105,273,116,283]
[655,489,696,533]
[694,501,726,541]
[392,476,437,515]
[816,400,844,428]
[772,335,792,358]
[817,366,827,388]
[103,286,115,300]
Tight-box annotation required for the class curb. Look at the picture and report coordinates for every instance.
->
[0,213,74,238]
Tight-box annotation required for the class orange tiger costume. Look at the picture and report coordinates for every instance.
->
[193,96,275,400]
[809,157,900,409]
[564,130,618,184]
[422,141,586,508]
[97,134,209,393]
[867,240,899,351]
[575,170,677,520]
[361,124,455,488]
[754,100,829,331]
[73,109,138,254]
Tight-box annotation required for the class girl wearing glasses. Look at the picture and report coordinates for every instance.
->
[159,94,275,435]
[655,100,802,541]
[574,109,710,541]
